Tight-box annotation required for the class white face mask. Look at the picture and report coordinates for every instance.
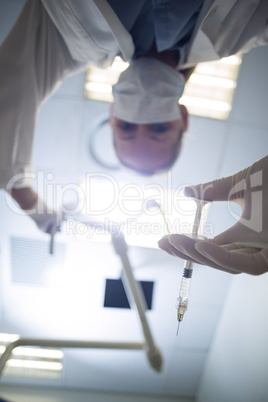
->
[112,57,185,124]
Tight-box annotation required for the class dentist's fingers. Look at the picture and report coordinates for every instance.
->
[167,234,237,274]
[195,241,268,275]
[158,236,201,263]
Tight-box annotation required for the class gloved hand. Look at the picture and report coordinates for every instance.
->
[158,155,268,275]
[26,199,62,236]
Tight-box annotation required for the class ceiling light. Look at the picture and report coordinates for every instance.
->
[84,56,125,102]
[111,58,129,72]
[85,82,112,94]
[181,96,230,112]
[0,333,64,379]
[188,74,236,89]
[12,347,64,359]
[219,55,241,65]
[6,359,63,371]
[180,54,242,119]
[0,333,19,343]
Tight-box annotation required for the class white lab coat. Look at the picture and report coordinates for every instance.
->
[0,0,267,189]
[184,0,268,67]
[0,0,135,190]
[42,0,268,67]
[40,0,134,67]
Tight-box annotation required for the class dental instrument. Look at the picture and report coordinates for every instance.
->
[62,212,162,372]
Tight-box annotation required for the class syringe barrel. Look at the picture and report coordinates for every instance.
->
[175,200,208,323]
[178,269,193,302]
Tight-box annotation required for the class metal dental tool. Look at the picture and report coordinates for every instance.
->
[176,199,208,332]
[59,211,162,372]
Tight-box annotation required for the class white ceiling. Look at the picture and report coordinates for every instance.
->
[0,1,268,402]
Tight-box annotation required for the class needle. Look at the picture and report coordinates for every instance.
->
[176,322,180,336]
[49,233,54,255]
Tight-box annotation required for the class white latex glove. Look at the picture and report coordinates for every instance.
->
[26,199,62,236]
[158,155,268,275]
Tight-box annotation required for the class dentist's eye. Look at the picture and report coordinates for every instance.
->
[150,124,170,133]
[157,125,169,132]
[118,122,136,131]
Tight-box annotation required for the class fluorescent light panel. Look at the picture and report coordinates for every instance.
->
[0,333,63,379]
[181,55,242,119]
[7,359,63,371]
[84,55,242,120]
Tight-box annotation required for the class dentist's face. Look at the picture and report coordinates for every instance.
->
[111,118,183,174]
[110,104,188,175]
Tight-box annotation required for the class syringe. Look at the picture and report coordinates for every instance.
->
[176,199,207,328]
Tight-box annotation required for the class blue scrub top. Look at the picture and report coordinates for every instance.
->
[107,0,204,64]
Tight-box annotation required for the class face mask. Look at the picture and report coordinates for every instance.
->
[112,57,185,124]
